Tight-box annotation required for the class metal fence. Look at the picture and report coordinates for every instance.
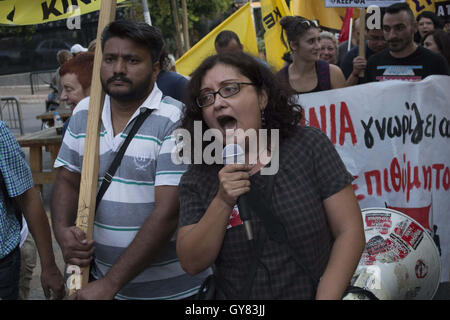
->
[0,97,24,135]
[29,69,56,94]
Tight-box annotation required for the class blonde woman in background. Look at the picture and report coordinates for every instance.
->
[320,31,339,65]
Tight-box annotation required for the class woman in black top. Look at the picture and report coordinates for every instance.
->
[276,16,346,94]
[175,52,365,299]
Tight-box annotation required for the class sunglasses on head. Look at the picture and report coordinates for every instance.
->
[300,19,319,28]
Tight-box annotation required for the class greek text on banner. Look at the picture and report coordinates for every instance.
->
[296,75,450,283]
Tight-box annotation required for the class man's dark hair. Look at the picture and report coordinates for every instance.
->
[214,30,242,49]
[101,20,165,63]
[385,2,415,24]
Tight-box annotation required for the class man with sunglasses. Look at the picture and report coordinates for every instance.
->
[365,3,449,82]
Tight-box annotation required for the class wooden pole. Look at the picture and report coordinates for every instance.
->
[67,0,117,295]
[181,0,190,51]
[358,7,366,78]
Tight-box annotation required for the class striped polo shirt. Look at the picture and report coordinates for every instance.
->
[54,85,210,299]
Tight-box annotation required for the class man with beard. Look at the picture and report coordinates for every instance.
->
[51,20,210,300]
[365,2,449,82]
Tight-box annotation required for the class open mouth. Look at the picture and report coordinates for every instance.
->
[217,115,237,132]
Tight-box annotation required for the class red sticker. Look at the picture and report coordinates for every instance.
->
[386,234,410,261]
[401,222,424,250]
[365,213,392,234]
[415,260,428,279]
[227,206,243,229]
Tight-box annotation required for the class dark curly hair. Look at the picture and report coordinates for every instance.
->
[279,16,320,52]
[180,51,302,163]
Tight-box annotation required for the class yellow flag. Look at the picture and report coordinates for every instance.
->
[406,0,445,17]
[0,0,126,25]
[290,0,351,31]
[175,3,258,77]
[290,0,447,32]
[260,0,291,72]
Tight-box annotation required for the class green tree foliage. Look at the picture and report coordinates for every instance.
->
[138,0,235,57]
[0,25,36,41]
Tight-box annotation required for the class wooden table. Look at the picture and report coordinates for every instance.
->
[36,109,72,128]
[17,127,63,192]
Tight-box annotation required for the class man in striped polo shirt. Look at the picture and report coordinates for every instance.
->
[51,20,210,300]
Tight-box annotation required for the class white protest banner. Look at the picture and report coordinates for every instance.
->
[324,0,405,7]
[295,75,450,283]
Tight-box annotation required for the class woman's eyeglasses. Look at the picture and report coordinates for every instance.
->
[196,82,255,108]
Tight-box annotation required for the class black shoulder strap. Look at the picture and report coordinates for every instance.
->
[240,175,276,299]
[95,108,154,212]
[242,174,320,298]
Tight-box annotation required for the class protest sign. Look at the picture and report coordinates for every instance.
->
[296,75,450,282]
[0,0,125,25]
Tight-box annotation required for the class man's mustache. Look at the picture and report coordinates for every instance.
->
[107,76,132,84]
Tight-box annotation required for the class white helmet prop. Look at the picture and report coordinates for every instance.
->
[343,207,440,300]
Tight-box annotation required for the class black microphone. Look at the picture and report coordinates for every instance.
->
[222,144,254,241]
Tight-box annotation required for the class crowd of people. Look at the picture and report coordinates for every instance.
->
[280,4,450,87]
[1,2,449,300]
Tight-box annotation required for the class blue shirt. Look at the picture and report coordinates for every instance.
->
[0,121,34,259]
[156,71,188,102]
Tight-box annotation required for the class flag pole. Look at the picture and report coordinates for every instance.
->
[358,7,366,78]
[67,0,117,296]
[181,0,190,51]
[249,0,259,59]
[347,17,353,52]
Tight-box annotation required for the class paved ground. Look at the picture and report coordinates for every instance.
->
[2,84,67,300]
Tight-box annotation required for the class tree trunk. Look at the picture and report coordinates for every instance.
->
[129,0,137,20]
[170,0,184,57]
[181,0,190,51]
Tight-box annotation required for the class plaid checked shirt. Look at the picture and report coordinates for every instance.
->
[179,126,354,299]
[0,121,34,259]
